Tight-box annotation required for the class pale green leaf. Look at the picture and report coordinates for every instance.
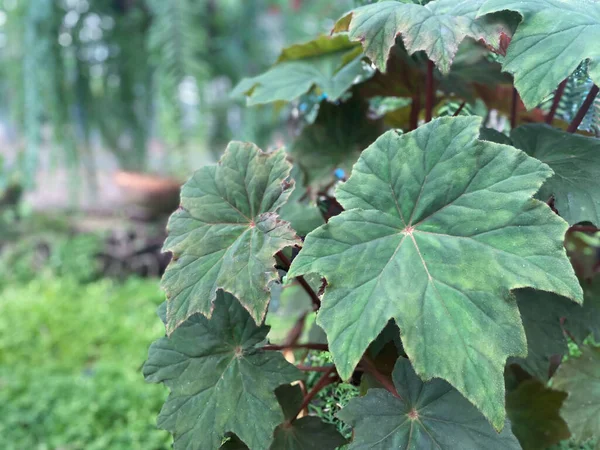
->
[288,116,582,429]
[338,358,521,449]
[231,35,368,105]
[336,0,511,74]
[144,291,301,450]
[162,141,300,333]
[478,0,600,109]
[553,346,600,448]
[506,379,570,450]
[511,124,600,227]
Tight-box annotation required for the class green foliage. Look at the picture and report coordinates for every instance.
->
[479,0,600,109]
[553,346,600,449]
[144,1,600,448]
[0,276,169,449]
[289,116,581,429]
[337,358,520,448]
[161,142,299,332]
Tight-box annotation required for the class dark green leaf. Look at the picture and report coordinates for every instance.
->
[291,96,383,189]
[338,358,521,449]
[162,141,300,333]
[271,384,347,450]
[288,116,583,429]
[511,124,600,227]
[553,346,600,448]
[144,291,301,450]
[506,379,570,450]
[478,0,600,109]
[336,0,512,74]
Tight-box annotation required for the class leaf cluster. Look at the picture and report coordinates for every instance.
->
[145,1,600,448]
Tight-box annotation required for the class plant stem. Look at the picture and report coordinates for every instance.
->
[291,366,338,422]
[510,87,519,129]
[567,84,599,133]
[263,343,329,351]
[568,225,599,233]
[453,101,466,117]
[425,60,435,123]
[359,355,402,400]
[546,78,568,124]
[276,251,321,309]
[409,89,421,131]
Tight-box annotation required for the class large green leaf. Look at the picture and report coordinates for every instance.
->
[288,116,583,429]
[511,124,600,227]
[162,142,300,333]
[563,277,600,343]
[478,0,600,109]
[553,346,600,449]
[335,0,512,74]
[338,358,521,449]
[144,291,301,450]
[506,379,570,450]
[232,35,367,105]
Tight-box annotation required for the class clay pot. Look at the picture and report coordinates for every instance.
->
[114,171,181,220]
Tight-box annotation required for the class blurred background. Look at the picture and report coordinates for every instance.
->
[0,1,355,448]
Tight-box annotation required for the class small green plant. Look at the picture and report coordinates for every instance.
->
[145,1,600,449]
[0,276,170,449]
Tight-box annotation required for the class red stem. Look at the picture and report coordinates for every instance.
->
[510,87,519,129]
[425,60,435,123]
[263,343,329,351]
[359,355,402,400]
[453,101,466,117]
[568,225,599,233]
[276,251,321,309]
[291,366,338,422]
[546,78,568,124]
[567,84,599,133]
[409,89,421,131]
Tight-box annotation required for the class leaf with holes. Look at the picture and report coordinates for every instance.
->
[334,0,512,74]
[144,291,301,450]
[510,124,600,227]
[553,346,600,448]
[288,116,582,430]
[231,35,368,105]
[478,0,600,109]
[162,141,300,333]
[338,357,520,449]
[506,379,570,450]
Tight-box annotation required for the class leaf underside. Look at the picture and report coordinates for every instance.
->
[479,0,600,109]
[144,291,301,450]
[289,116,582,430]
[338,358,520,449]
[336,0,511,74]
[162,141,300,333]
